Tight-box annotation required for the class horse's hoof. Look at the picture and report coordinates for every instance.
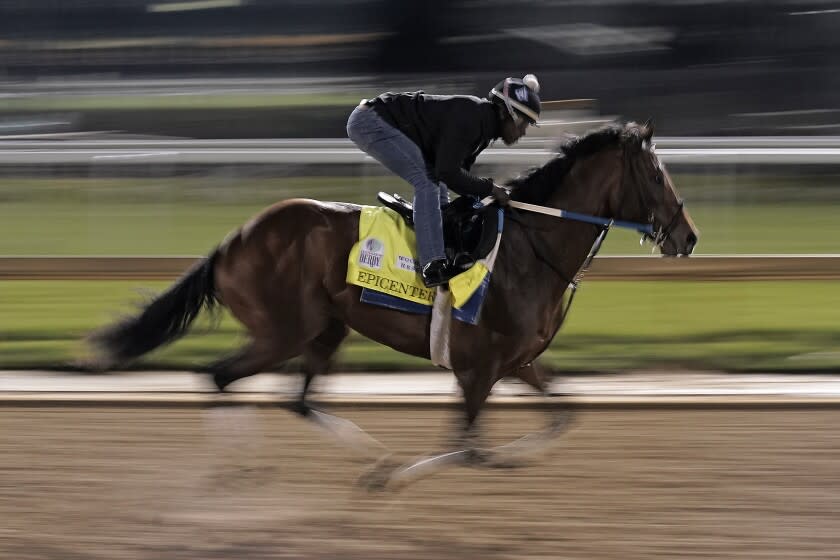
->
[211,373,231,393]
[358,472,389,492]
[465,448,530,469]
[357,457,397,492]
[357,467,391,492]
[549,409,577,433]
[464,447,492,466]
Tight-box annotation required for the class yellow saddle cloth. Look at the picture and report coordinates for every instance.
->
[346,206,490,308]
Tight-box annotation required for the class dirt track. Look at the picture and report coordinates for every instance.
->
[1,403,838,559]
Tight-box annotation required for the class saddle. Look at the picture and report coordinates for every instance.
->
[377,192,500,269]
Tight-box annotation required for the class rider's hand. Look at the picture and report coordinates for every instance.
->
[491,184,511,206]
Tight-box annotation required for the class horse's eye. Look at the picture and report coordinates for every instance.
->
[654,173,663,185]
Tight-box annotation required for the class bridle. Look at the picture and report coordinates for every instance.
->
[644,198,684,248]
[630,142,684,250]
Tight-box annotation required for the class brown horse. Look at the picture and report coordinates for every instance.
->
[90,121,698,487]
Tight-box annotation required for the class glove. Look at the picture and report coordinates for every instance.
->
[491,183,511,206]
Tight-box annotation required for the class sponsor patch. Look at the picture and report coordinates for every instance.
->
[396,255,419,273]
[515,87,529,102]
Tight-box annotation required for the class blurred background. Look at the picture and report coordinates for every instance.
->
[1,0,839,372]
[3,4,840,559]
[5,0,840,136]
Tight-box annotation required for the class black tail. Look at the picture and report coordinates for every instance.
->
[89,248,220,368]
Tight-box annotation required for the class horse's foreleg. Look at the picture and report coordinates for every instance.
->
[515,361,574,431]
[385,364,574,486]
[456,367,498,452]
[361,368,497,491]
[478,362,575,468]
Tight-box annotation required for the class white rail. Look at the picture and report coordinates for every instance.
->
[2,138,840,165]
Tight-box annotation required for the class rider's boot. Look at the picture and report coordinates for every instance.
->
[421,258,457,288]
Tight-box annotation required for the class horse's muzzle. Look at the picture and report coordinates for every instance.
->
[685,232,698,255]
[660,231,698,257]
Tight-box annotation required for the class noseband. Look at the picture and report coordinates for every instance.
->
[644,198,684,247]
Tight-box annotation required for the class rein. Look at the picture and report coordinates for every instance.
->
[479,195,654,236]
[508,200,653,236]
[478,164,654,324]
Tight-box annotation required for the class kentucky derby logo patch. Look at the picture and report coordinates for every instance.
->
[358,237,384,269]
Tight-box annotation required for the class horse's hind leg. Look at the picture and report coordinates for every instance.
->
[290,318,348,415]
[202,338,292,488]
[294,319,390,461]
[206,338,291,392]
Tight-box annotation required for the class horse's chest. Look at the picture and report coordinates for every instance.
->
[518,308,567,361]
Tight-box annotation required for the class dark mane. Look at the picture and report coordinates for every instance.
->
[508,122,643,204]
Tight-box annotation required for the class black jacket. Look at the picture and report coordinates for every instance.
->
[368,91,501,197]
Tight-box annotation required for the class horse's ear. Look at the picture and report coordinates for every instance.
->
[643,119,655,141]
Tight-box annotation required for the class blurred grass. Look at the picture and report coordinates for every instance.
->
[2,174,839,373]
[1,280,838,372]
[2,176,840,255]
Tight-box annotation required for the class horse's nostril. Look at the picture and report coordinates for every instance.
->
[686,232,698,253]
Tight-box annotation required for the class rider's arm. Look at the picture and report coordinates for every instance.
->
[433,125,494,198]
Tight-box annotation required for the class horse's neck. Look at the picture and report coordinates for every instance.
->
[529,150,621,281]
[550,149,619,219]
[500,151,620,341]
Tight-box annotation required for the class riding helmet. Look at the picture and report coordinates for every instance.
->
[489,74,541,125]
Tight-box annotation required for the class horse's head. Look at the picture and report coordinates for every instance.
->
[509,121,699,255]
[618,121,699,256]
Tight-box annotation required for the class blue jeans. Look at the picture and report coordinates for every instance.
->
[346,104,449,266]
